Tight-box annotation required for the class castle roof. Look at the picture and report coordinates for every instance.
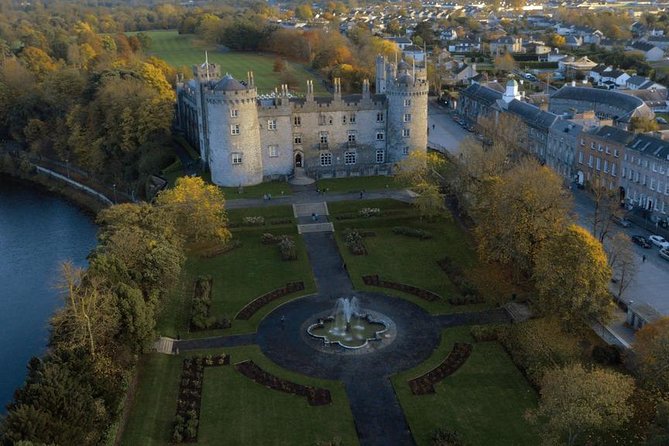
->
[214,74,247,92]
[397,73,414,85]
[551,86,645,113]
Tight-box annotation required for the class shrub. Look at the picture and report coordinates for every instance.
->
[278,235,297,260]
[431,428,464,446]
[392,226,432,239]
[358,207,381,218]
[470,324,507,342]
[242,216,265,226]
[592,345,622,365]
[344,229,366,255]
[261,233,280,244]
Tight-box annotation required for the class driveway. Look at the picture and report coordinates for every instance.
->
[428,101,469,156]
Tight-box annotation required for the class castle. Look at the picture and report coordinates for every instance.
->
[175,55,429,187]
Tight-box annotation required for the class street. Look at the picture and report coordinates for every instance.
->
[428,101,468,155]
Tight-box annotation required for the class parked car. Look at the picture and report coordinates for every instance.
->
[632,235,652,248]
[657,117,668,125]
[649,235,669,249]
[660,248,669,261]
[611,215,631,228]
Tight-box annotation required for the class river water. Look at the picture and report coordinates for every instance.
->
[0,177,97,411]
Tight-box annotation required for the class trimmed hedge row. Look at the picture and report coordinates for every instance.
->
[173,354,230,443]
[392,226,433,240]
[408,343,473,395]
[190,276,230,332]
[437,257,484,305]
[235,281,305,320]
[362,275,440,302]
[234,360,332,406]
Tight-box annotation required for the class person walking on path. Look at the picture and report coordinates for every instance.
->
[642,254,647,263]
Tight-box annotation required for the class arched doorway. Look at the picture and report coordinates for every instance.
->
[295,152,303,168]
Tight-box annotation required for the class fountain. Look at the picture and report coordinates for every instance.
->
[307,297,388,349]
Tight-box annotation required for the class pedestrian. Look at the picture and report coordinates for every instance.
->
[268,193,272,200]
[312,212,316,222]
[642,254,647,263]
[432,124,435,130]
[280,315,286,329]
[263,193,268,201]
[359,190,363,199]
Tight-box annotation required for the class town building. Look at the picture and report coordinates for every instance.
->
[575,125,633,191]
[176,57,428,186]
[621,133,669,215]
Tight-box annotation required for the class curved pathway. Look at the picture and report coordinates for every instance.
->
[172,208,511,446]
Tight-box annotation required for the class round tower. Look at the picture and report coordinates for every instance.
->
[385,60,429,164]
[206,74,263,187]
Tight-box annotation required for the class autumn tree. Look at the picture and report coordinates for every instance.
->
[396,151,447,219]
[528,364,635,446]
[494,52,517,73]
[534,225,613,325]
[295,4,314,20]
[607,232,638,299]
[634,317,669,393]
[156,176,231,244]
[631,116,659,133]
[474,159,570,279]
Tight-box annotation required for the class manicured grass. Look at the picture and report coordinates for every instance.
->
[327,198,413,215]
[392,327,540,446]
[335,211,487,314]
[120,346,357,446]
[133,30,328,94]
[227,204,295,225]
[221,181,292,200]
[184,228,315,336]
[316,175,402,193]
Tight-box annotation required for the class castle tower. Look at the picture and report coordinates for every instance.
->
[385,58,429,164]
[375,55,386,94]
[205,74,263,187]
[190,58,222,162]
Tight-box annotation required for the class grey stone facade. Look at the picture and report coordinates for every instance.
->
[176,57,428,187]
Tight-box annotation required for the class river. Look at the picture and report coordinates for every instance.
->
[0,177,97,411]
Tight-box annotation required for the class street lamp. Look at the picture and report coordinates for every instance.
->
[112,183,117,203]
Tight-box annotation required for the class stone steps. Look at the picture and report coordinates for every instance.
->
[154,337,175,355]
[297,222,335,234]
[293,202,329,218]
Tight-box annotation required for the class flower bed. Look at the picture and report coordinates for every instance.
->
[234,360,331,406]
[190,276,231,332]
[436,257,484,305]
[235,281,305,320]
[408,343,473,395]
[362,275,440,302]
[343,229,367,255]
[392,226,433,240]
[173,354,230,443]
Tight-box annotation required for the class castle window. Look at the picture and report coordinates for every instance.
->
[268,145,278,157]
[347,131,357,143]
[377,112,384,122]
[230,109,239,118]
[350,114,356,123]
[404,113,411,122]
[268,119,277,131]
[320,132,328,144]
[231,152,243,164]
[376,150,385,163]
[402,147,409,155]
[344,151,357,165]
[402,128,411,138]
[404,99,411,107]
[294,116,301,126]
[329,116,333,125]
[230,124,240,135]
[320,152,332,166]
[319,115,327,125]
[294,134,302,145]
[376,131,385,141]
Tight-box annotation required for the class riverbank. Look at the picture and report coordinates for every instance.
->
[0,156,107,215]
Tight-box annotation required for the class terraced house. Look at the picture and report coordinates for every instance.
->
[621,134,669,216]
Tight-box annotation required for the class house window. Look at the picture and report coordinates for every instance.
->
[596,158,601,171]
[588,155,593,167]
[344,151,357,165]
[404,113,411,122]
[578,152,583,164]
[605,146,610,154]
[403,147,409,155]
[377,112,384,122]
[230,109,239,118]
[376,150,385,163]
[267,119,277,131]
[376,131,385,141]
[320,152,332,166]
[404,99,411,107]
[590,142,595,149]
[614,149,619,158]
[294,134,302,145]
[294,116,301,126]
[350,113,356,123]
[347,131,356,142]
[268,145,278,157]
[402,128,411,137]
[581,138,585,146]
[603,160,609,173]
[320,132,328,144]
[231,152,242,164]
[230,124,240,135]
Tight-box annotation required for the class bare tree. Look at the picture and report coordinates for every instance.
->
[590,185,622,242]
[607,232,639,299]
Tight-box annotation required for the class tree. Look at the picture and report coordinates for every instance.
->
[396,151,448,219]
[474,159,570,279]
[589,185,621,242]
[273,57,286,72]
[630,116,659,133]
[648,400,669,446]
[527,364,634,446]
[607,232,638,299]
[295,4,314,20]
[534,225,613,325]
[634,317,669,393]
[414,182,446,220]
[549,34,566,48]
[494,52,516,73]
[156,176,231,244]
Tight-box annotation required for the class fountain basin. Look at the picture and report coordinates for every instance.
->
[307,314,388,349]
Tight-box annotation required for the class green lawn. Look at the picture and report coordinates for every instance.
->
[221,181,292,200]
[184,228,315,336]
[393,327,540,446]
[133,30,328,94]
[120,346,357,446]
[316,175,402,193]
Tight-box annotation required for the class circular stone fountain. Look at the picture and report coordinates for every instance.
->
[307,297,388,349]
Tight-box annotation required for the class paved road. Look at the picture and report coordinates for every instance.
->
[428,102,469,155]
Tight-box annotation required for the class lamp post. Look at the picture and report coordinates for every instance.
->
[65,157,70,179]
[112,183,117,203]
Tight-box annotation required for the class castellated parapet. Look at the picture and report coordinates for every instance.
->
[176,56,429,187]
